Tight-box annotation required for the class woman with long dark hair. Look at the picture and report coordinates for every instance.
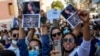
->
[23,2,39,14]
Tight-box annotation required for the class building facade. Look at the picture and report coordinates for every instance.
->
[0,0,19,30]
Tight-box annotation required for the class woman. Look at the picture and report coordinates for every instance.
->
[23,2,39,14]
[28,39,42,56]
[61,33,79,56]
[50,27,63,41]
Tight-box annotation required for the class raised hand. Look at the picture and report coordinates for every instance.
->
[78,10,90,24]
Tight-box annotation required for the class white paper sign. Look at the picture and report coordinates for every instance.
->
[47,9,61,23]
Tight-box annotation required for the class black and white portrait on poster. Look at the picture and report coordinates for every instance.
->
[67,13,81,28]
[22,14,40,28]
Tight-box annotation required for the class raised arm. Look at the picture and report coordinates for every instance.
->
[78,10,91,56]
[18,16,25,39]
[80,11,91,41]
[27,28,35,41]
[17,16,28,56]
[41,24,51,56]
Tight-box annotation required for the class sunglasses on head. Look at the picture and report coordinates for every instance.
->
[62,38,75,43]
[52,32,61,37]
[13,34,19,37]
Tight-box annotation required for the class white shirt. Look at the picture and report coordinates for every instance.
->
[7,37,29,56]
[69,39,91,56]
[8,44,20,56]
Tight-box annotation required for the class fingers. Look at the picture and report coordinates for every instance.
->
[50,50,60,54]
[78,10,89,17]
[18,15,22,24]
[74,7,81,12]
[78,10,90,22]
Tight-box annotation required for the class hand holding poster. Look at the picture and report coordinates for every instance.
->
[22,1,40,28]
[22,14,40,28]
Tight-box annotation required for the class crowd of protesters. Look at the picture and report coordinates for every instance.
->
[0,9,100,56]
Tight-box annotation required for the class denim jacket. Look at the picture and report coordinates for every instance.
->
[17,38,29,56]
[41,34,51,56]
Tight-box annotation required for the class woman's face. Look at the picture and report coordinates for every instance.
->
[29,41,39,50]
[62,34,75,52]
[28,3,32,11]
[52,29,62,40]
[65,10,70,14]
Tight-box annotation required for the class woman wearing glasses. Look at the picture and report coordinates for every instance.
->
[28,39,42,56]
[50,27,62,41]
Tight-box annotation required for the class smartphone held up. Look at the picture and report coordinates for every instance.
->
[53,40,62,56]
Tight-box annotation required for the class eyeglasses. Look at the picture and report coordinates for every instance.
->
[62,38,75,43]
[12,34,19,37]
[33,46,40,50]
[52,32,61,37]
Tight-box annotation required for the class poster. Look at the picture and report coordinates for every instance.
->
[61,4,76,19]
[61,4,81,28]
[47,9,61,23]
[22,14,40,28]
[67,13,81,28]
[22,1,40,14]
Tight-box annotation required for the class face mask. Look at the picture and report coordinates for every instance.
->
[29,49,40,56]
[12,40,17,45]
[63,29,70,34]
